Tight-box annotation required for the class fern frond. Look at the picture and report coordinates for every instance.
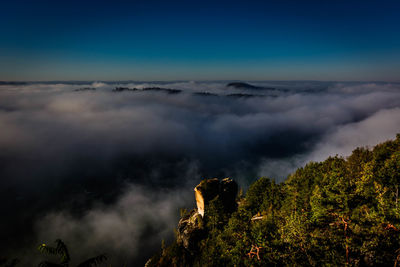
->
[76,254,107,267]
[38,244,58,256]
[55,239,70,264]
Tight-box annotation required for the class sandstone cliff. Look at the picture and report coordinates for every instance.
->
[177,178,238,252]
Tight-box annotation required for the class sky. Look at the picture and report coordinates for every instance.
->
[1,0,400,81]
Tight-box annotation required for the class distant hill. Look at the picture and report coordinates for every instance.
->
[226,82,275,90]
[193,92,220,97]
[227,93,264,98]
[0,81,27,85]
[112,87,182,94]
[226,82,261,89]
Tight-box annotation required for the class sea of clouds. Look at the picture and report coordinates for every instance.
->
[1,80,400,265]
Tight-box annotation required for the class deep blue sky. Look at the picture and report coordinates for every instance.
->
[1,0,400,81]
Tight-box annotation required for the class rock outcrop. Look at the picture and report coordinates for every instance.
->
[194,177,238,217]
[194,178,220,217]
[177,178,238,252]
[219,177,239,213]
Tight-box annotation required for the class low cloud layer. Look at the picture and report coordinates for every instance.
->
[1,80,400,265]
[34,184,195,266]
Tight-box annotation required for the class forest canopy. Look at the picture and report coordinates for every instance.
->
[149,134,400,266]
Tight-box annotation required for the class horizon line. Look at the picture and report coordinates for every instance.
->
[1,79,399,84]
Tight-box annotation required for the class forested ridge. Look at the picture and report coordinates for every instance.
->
[149,134,400,266]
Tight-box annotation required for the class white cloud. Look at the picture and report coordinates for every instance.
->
[307,107,400,162]
[1,80,400,264]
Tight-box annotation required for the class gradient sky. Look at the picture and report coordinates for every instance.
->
[1,0,400,81]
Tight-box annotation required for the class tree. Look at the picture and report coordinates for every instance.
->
[151,134,400,266]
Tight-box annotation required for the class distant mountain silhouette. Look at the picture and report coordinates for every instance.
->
[193,92,219,97]
[0,81,27,85]
[112,87,181,94]
[226,93,264,98]
[112,87,138,92]
[226,82,276,90]
[142,87,182,94]
[226,82,261,89]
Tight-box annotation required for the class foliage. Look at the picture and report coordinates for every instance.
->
[151,134,400,266]
[37,240,107,267]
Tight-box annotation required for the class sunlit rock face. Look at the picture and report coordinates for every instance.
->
[194,178,219,217]
[176,178,238,252]
[194,187,205,217]
[194,178,238,217]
